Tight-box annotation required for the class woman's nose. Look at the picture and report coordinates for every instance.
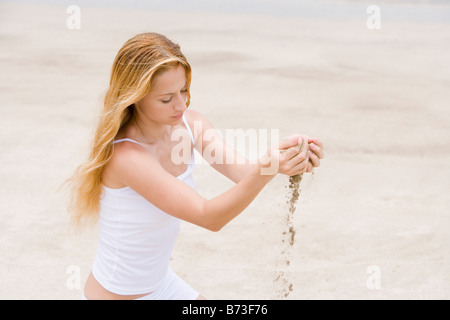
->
[174,93,187,111]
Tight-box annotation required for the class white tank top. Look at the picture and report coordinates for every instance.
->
[91,114,196,295]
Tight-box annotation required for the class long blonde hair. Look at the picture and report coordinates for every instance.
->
[65,32,192,226]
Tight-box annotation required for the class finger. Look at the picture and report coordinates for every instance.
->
[280,147,299,161]
[278,134,301,151]
[309,152,321,167]
[282,135,309,159]
[307,137,324,150]
[286,149,308,166]
[309,143,324,159]
[289,159,308,175]
[282,144,304,160]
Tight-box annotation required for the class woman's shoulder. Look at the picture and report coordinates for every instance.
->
[110,138,152,166]
[183,109,213,140]
[102,139,151,188]
[184,109,203,124]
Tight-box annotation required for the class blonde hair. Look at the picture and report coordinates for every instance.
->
[65,32,191,226]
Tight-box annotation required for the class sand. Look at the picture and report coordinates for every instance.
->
[0,1,449,299]
[274,136,307,298]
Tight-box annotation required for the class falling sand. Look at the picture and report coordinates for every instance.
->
[274,137,308,299]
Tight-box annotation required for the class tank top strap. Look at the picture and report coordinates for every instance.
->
[113,138,146,147]
[181,113,196,146]
[114,115,195,148]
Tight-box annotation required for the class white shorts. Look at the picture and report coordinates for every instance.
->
[82,268,199,300]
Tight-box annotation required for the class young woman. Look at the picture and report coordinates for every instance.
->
[67,32,324,300]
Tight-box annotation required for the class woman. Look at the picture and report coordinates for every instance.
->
[67,32,324,300]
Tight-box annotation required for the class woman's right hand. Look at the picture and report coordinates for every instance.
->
[258,134,309,176]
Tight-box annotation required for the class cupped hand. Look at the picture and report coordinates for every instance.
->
[306,137,324,172]
[277,134,310,176]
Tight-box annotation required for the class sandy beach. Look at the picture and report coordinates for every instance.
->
[0,1,449,299]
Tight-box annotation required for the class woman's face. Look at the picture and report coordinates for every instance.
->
[135,64,188,125]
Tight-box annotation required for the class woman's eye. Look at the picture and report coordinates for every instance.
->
[161,89,187,103]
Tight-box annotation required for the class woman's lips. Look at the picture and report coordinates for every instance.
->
[172,113,183,119]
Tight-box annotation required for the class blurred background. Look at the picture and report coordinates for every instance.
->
[0,0,449,299]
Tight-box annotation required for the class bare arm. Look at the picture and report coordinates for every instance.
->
[185,110,324,183]
[185,109,253,183]
[200,162,275,231]
[111,142,276,231]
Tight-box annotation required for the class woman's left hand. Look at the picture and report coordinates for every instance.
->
[306,137,324,173]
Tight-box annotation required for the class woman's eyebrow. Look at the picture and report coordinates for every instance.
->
[157,83,187,96]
